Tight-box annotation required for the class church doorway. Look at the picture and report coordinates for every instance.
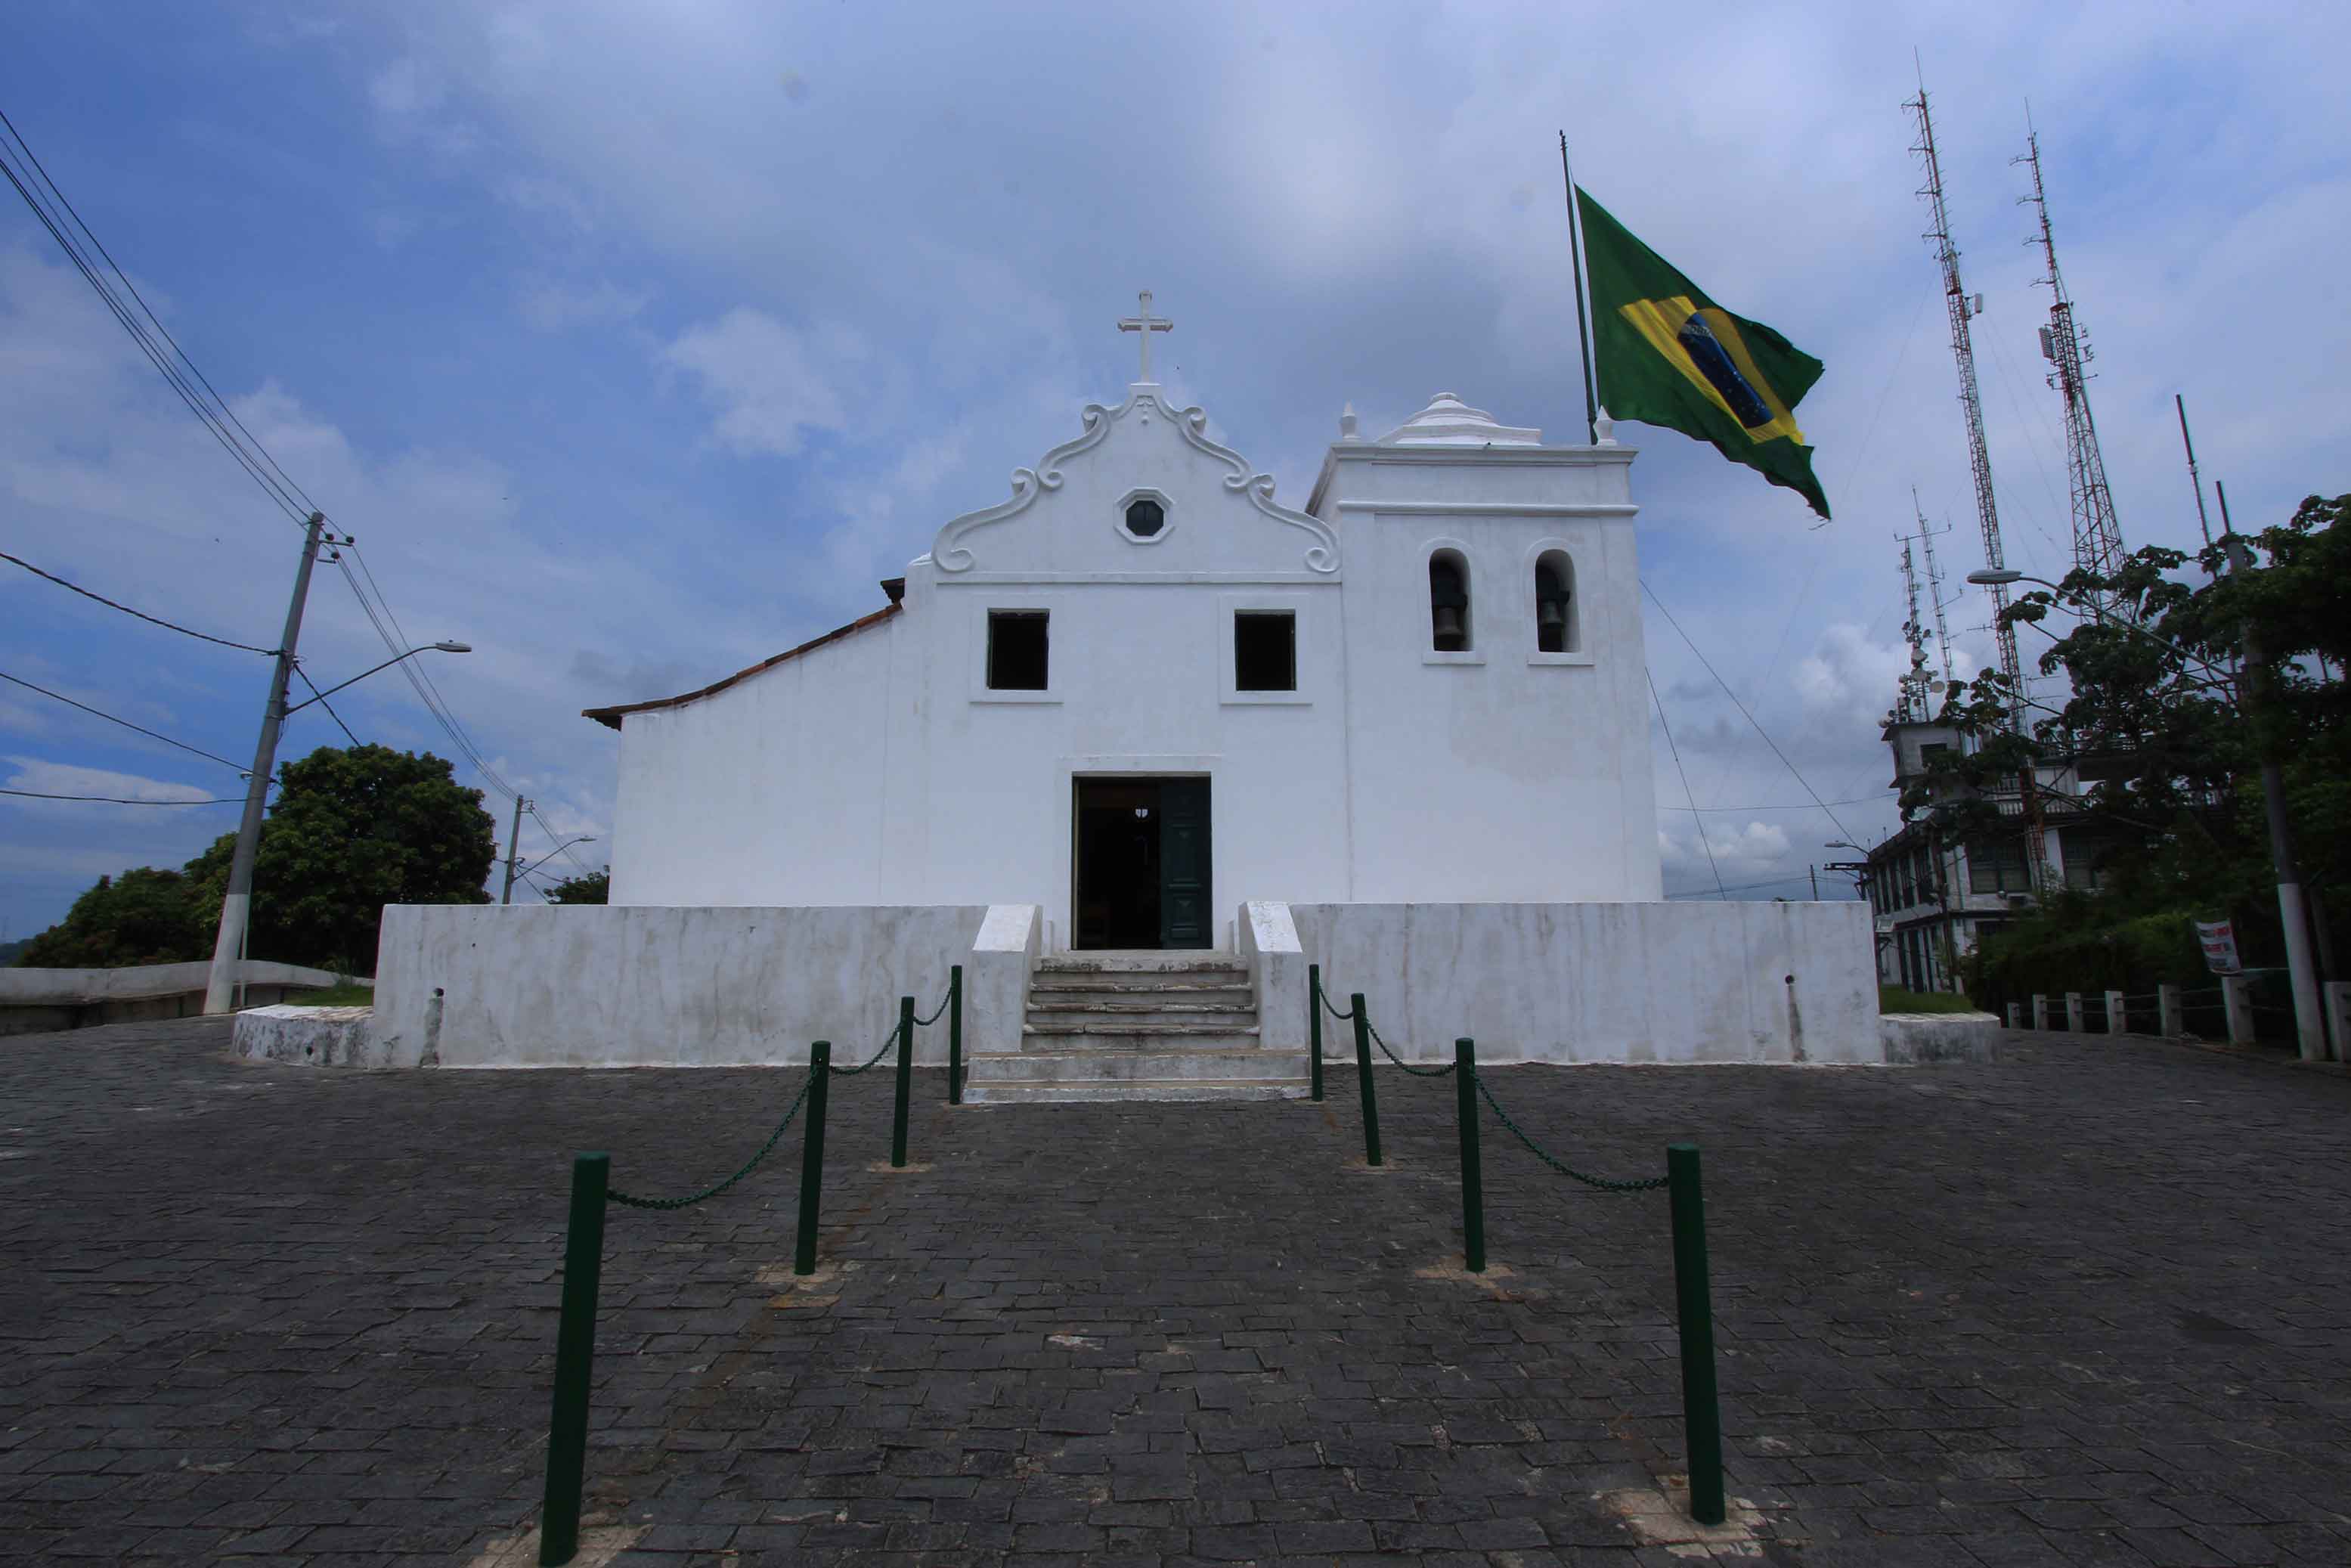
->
[1071,777,1212,950]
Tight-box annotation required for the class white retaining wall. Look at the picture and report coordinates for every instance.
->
[1279,901,1879,1064]
[372,903,1011,1068]
[364,898,1873,1070]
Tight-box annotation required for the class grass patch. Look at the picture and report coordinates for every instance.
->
[280,982,375,1008]
[1880,985,1984,1015]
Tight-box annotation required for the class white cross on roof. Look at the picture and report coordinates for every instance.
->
[1117,290,1172,382]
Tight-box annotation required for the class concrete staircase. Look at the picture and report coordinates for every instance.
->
[962,952,1309,1104]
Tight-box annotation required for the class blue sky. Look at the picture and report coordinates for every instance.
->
[4,1,2347,941]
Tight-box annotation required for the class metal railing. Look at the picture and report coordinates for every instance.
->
[1310,971,1724,1526]
[535,969,962,1566]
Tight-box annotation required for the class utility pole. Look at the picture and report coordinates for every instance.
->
[204,512,326,1014]
[2216,485,2328,1061]
[1809,865,1820,900]
[501,795,529,906]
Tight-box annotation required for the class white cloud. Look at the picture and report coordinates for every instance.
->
[519,277,651,333]
[366,56,479,157]
[660,310,855,458]
[1794,623,1909,720]
[5,756,225,806]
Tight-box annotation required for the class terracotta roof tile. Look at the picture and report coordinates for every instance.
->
[582,600,901,730]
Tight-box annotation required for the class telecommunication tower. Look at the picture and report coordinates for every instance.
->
[2017,125,2127,615]
[1896,538,1935,724]
[1906,85,2024,731]
[1913,490,1956,686]
[1907,81,2046,890]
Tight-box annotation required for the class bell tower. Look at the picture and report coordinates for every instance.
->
[1306,392,1659,902]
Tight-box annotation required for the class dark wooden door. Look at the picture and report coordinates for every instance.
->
[1158,778,1211,949]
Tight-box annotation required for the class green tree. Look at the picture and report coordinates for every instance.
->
[184,744,497,973]
[16,868,206,967]
[542,869,609,904]
[1915,492,2347,1009]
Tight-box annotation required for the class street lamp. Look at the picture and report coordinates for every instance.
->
[1972,563,2329,1061]
[1966,570,2232,683]
[283,642,472,714]
[506,837,598,903]
[203,633,474,1015]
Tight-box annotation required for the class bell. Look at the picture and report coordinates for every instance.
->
[1432,606,1464,642]
[1538,600,1567,632]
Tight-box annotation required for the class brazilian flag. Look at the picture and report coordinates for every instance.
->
[1577,187,1829,519]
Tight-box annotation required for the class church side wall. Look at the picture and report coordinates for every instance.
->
[1288,900,1878,1063]
[611,616,901,906]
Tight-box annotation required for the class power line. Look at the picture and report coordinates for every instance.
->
[0,133,309,530]
[0,108,318,527]
[1,786,243,805]
[1661,794,1896,813]
[3,106,562,838]
[0,548,277,654]
[1665,872,1819,900]
[291,665,361,748]
[1640,581,1857,846]
[1649,665,1724,900]
[0,669,248,773]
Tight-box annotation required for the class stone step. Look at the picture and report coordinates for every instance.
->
[1027,1000,1259,1025]
[969,1048,1306,1084]
[1029,974,1256,996]
[1036,952,1247,975]
[963,1081,1308,1105]
[965,1050,1309,1103]
[1021,1022,1259,1049]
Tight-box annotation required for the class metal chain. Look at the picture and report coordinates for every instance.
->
[1364,1018,1457,1077]
[828,1024,901,1077]
[1315,981,1356,1023]
[912,983,952,1028]
[609,1069,815,1210]
[1472,1069,1666,1192]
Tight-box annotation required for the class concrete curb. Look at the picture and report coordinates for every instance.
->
[1880,1011,1999,1064]
[234,1005,379,1068]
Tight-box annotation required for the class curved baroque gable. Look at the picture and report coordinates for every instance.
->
[933,387,1339,575]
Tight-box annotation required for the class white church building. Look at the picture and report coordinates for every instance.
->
[367,299,1875,1089]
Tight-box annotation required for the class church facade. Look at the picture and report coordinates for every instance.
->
[364,305,1876,1074]
[587,367,1660,949]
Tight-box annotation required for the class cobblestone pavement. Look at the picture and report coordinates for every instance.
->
[5,1018,2351,1567]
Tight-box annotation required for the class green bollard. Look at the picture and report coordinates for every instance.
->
[1667,1142,1725,1526]
[1350,993,1382,1167]
[1307,964,1325,1102]
[948,964,965,1105]
[1454,1039,1483,1272]
[891,996,914,1168]
[539,1151,609,1567]
[795,1043,831,1276]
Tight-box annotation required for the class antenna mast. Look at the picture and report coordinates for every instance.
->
[1907,82,2024,733]
[1897,537,1934,723]
[1913,489,1956,684]
[1909,79,2047,893]
[2018,123,2127,616]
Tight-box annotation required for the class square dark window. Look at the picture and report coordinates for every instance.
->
[1234,611,1296,692]
[987,610,1049,690]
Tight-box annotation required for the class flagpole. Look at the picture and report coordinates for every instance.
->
[1560,131,1600,444]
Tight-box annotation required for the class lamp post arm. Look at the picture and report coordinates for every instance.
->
[285,650,420,713]
[285,643,469,714]
[518,838,598,880]
[2001,574,2234,684]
